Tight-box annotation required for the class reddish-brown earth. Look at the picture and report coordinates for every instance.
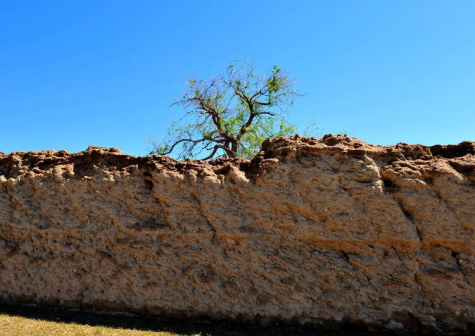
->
[0,135,474,334]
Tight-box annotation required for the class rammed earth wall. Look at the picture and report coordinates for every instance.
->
[0,135,474,334]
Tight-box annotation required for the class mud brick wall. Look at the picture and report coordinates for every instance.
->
[1,135,474,334]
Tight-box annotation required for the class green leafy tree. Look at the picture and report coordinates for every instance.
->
[150,61,300,159]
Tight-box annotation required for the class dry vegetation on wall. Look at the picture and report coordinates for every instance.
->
[0,134,474,334]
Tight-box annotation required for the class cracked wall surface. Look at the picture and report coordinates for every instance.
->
[0,135,474,334]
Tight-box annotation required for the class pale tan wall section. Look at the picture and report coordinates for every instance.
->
[0,135,474,333]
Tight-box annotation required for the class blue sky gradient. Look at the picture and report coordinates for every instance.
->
[1,1,474,155]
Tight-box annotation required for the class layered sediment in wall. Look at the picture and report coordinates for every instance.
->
[0,135,474,334]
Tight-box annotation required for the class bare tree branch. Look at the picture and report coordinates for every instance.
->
[150,61,299,160]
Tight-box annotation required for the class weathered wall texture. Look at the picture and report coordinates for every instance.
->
[0,135,474,334]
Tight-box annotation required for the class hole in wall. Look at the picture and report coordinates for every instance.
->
[143,172,153,188]
[383,178,394,188]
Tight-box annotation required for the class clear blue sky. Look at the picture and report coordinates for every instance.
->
[1,1,474,155]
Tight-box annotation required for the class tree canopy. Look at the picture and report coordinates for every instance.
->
[150,61,300,160]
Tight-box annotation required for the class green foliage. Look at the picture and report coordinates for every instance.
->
[150,61,300,160]
[236,119,296,158]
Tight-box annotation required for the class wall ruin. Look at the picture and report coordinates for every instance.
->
[0,135,474,333]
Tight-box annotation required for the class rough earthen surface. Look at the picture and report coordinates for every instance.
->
[0,135,474,334]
